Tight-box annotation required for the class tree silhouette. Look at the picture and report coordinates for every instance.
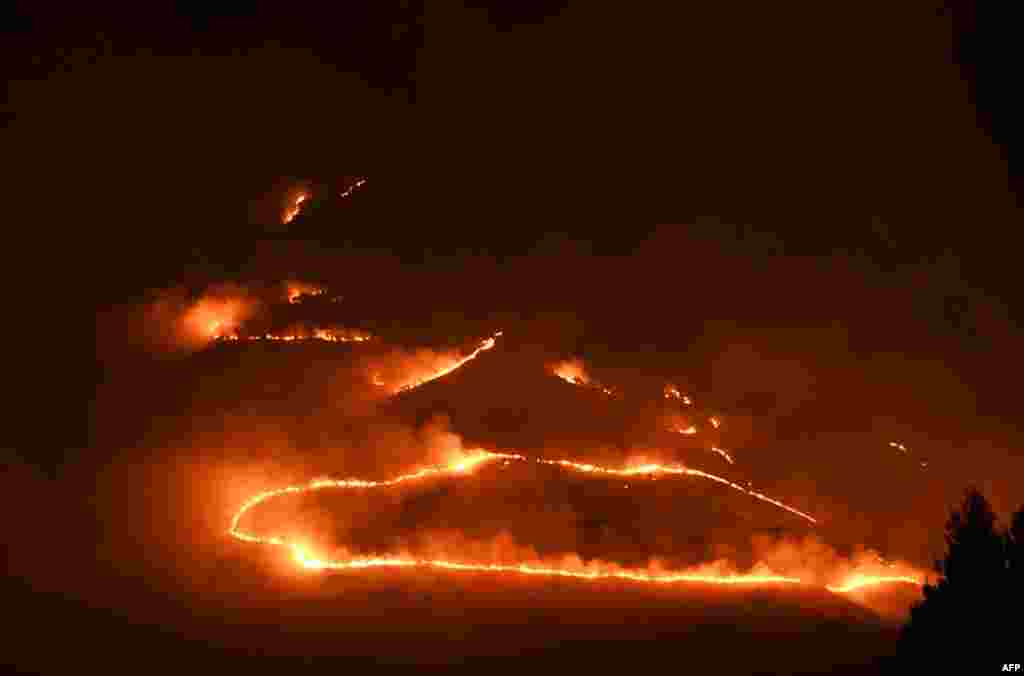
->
[897,488,1022,668]
[1008,506,1024,612]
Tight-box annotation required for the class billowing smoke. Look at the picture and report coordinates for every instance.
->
[132,283,263,352]
[550,357,589,385]
[284,280,325,304]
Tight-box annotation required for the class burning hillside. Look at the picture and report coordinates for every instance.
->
[155,290,924,608]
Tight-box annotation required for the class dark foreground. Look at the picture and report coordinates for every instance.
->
[7,555,901,675]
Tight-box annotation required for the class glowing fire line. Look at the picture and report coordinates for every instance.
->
[229,451,922,593]
[394,332,502,394]
[281,178,366,224]
[216,330,372,343]
[223,326,921,596]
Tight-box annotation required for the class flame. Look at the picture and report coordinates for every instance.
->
[888,441,908,453]
[214,328,373,344]
[231,449,817,542]
[551,359,614,396]
[710,446,734,464]
[552,359,588,386]
[213,315,923,599]
[824,575,923,593]
[183,295,254,342]
[664,385,692,405]
[312,328,371,342]
[283,193,308,224]
[339,177,367,199]
[394,332,502,394]
[286,281,325,304]
[228,450,932,595]
[289,547,806,585]
[283,178,365,224]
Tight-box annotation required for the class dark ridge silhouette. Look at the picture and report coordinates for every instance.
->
[894,488,1024,671]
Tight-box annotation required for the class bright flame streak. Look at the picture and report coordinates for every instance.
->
[230,449,817,563]
[311,328,371,342]
[289,546,805,585]
[184,296,251,342]
[824,575,923,593]
[228,452,930,595]
[710,446,734,464]
[283,193,308,224]
[287,282,325,304]
[215,330,372,344]
[395,332,501,393]
[673,425,697,435]
[553,361,588,386]
[552,360,614,395]
[889,441,908,453]
[339,177,367,199]
[664,386,693,405]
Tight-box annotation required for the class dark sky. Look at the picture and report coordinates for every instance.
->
[5,4,1021,271]
[2,2,1021,472]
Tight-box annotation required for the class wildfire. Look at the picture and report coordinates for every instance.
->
[182,295,254,342]
[287,282,325,304]
[339,177,367,199]
[889,441,908,453]
[229,450,931,595]
[313,328,371,342]
[214,328,373,344]
[664,385,692,405]
[394,332,502,394]
[209,310,924,601]
[283,193,308,224]
[553,359,588,386]
[283,178,365,224]
[710,446,734,464]
[551,359,615,396]
[824,575,923,594]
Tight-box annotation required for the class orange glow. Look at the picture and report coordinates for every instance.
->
[216,316,924,601]
[283,192,308,224]
[286,281,325,304]
[394,332,502,394]
[183,295,253,342]
[227,450,931,596]
[664,385,692,405]
[214,328,373,344]
[312,328,371,342]
[552,359,588,386]
[339,177,367,199]
[710,446,734,464]
[824,575,923,593]
[288,546,806,586]
[551,359,614,396]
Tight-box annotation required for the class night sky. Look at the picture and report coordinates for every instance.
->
[4,2,1023,673]
[3,2,1016,466]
